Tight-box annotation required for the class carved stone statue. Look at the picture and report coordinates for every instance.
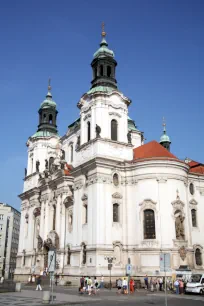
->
[127,131,132,144]
[24,168,27,177]
[96,124,101,138]
[36,160,40,172]
[175,214,185,240]
[76,135,80,149]
[37,235,43,250]
[61,149,65,160]
[45,159,48,170]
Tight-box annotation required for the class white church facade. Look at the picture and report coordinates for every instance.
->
[15,29,204,281]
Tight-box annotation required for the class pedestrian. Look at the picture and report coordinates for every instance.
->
[0,276,4,284]
[100,275,104,289]
[150,277,154,292]
[122,277,128,294]
[117,278,122,294]
[36,275,42,291]
[79,276,85,294]
[87,277,92,295]
[174,279,179,294]
[159,277,163,291]
[94,276,99,294]
[144,275,149,290]
[179,279,184,294]
[129,278,134,294]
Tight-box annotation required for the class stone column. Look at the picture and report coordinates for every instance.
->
[55,195,62,235]
[44,199,49,239]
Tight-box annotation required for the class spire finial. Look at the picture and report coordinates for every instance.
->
[101,22,106,37]
[162,117,166,133]
[48,78,51,92]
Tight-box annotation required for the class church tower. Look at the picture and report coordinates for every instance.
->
[159,118,171,151]
[90,22,117,90]
[25,81,60,180]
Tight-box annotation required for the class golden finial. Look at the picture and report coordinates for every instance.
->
[101,22,106,37]
[48,77,51,91]
[162,117,166,132]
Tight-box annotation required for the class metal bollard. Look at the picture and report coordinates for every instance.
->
[15,282,21,292]
[42,291,51,304]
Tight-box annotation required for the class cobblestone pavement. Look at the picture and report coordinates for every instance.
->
[0,287,204,306]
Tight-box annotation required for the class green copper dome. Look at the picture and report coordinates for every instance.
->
[87,85,116,94]
[160,132,171,143]
[40,91,57,108]
[93,37,115,59]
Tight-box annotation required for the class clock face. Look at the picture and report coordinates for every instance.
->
[189,183,194,195]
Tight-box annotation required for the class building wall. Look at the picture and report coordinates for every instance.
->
[0,203,20,279]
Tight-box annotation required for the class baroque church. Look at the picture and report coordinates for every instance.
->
[15,28,204,281]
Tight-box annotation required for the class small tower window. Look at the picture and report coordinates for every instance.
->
[111,119,118,141]
[191,209,197,227]
[100,65,103,76]
[189,183,194,195]
[43,114,46,122]
[113,203,119,222]
[49,114,53,124]
[87,121,91,142]
[107,66,111,77]
[94,67,97,79]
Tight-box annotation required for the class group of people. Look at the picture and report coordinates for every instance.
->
[116,277,135,294]
[144,276,164,291]
[79,276,104,295]
[174,279,185,294]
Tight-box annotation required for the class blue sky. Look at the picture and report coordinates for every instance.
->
[0,0,203,210]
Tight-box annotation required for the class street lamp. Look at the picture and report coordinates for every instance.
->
[104,256,116,290]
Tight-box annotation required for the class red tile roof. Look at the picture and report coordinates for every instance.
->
[64,163,72,176]
[188,159,204,175]
[133,140,178,160]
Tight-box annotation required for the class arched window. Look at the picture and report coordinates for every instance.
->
[107,66,111,77]
[100,65,103,76]
[191,209,197,227]
[144,209,156,239]
[94,67,97,78]
[113,203,119,222]
[49,157,54,172]
[111,119,118,141]
[49,114,53,124]
[113,173,119,186]
[87,121,91,142]
[43,113,46,122]
[195,248,202,266]
[70,144,73,163]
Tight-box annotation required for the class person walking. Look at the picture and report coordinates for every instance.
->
[144,275,149,290]
[150,277,154,292]
[179,279,184,294]
[100,275,104,289]
[79,276,85,294]
[87,277,92,295]
[174,279,179,294]
[36,275,42,291]
[117,278,122,294]
[159,277,163,291]
[122,277,128,294]
[129,278,134,294]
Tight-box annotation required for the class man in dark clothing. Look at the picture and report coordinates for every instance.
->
[36,276,42,291]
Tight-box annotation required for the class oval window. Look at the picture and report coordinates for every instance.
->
[189,183,194,195]
[113,173,119,186]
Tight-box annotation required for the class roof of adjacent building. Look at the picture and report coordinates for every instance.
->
[133,140,178,160]
[188,160,204,175]
[64,163,72,176]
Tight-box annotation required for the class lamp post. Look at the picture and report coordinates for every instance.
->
[104,256,115,290]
